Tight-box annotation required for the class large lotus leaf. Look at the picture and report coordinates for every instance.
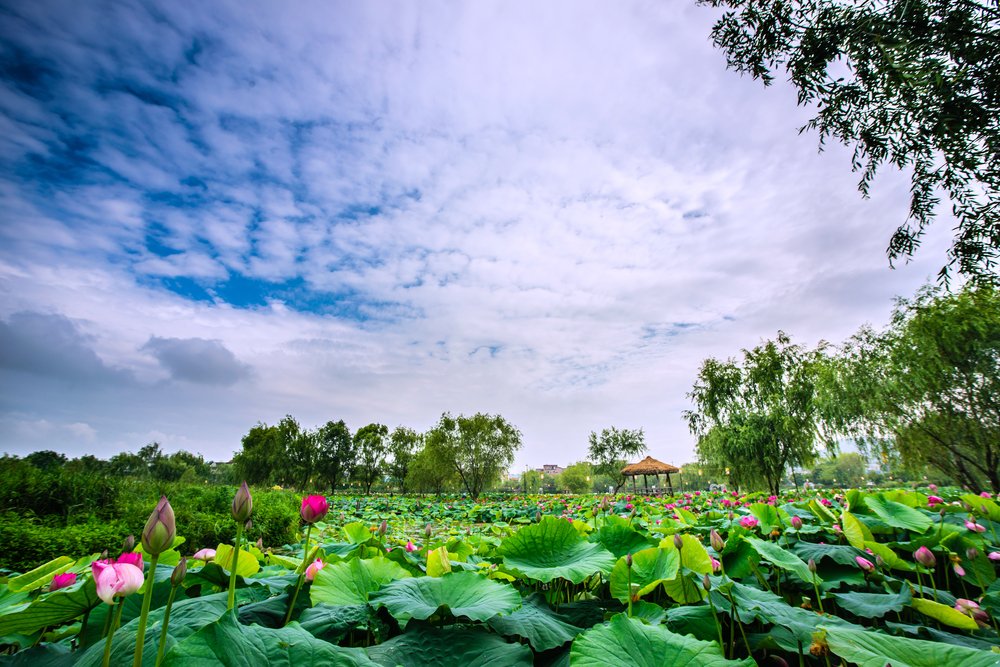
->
[344,522,372,544]
[910,598,981,631]
[745,537,818,584]
[747,503,782,534]
[369,570,521,625]
[299,604,376,643]
[883,619,1000,652]
[487,592,581,651]
[590,515,656,558]
[823,626,1000,667]
[864,496,933,533]
[832,586,912,619]
[367,626,532,666]
[310,556,411,606]
[608,547,680,603]
[160,609,377,666]
[664,604,718,642]
[569,613,755,666]
[500,516,615,584]
[6,557,75,594]
[841,511,874,549]
[0,577,99,636]
[863,540,914,571]
[657,533,712,603]
[809,499,837,524]
[214,543,260,577]
[792,542,867,567]
[962,494,1000,523]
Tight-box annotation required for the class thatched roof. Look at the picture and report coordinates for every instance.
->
[621,456,680,476]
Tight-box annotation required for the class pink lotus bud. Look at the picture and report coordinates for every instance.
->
[92,560,144,605]
[832,524,842,533]
[405,540,418,552]
[192,548,216,561]
[535,511,542,523]
[855,556,875,573]
[928,483,937,492]
[171,557,187,587]
[808,558,817,574]
[116,551,143,569]
[927,496,943,507]
[791,516,803,530]
[989,551,1000,562]
[673,534,684,550]
[49,572,77,591]
[256,538,263,551]
[739,515,759,529]
[914,546,936,568]
[232,481,253,522]
[300,495,329,524]
[141,496,176,556]
[955,598,990,627]
[122,535,135,552]
[378,520,387,537]
[702,574,711,591]
[625,553,633,568]
[711,557,721,573]
[710,529,725,552]
[305,558,325,582]
[965,519,987,533]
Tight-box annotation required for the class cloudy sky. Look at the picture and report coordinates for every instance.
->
[0,0,951,469]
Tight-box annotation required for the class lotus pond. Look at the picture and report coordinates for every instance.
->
[3,486,1000,665]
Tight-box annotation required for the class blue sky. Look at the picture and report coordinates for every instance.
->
[0,0,950,468]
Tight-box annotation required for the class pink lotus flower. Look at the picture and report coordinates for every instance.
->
[819,498,832,507]
[49,572,77,591]
[91,559,144,605]
[192,548,216,561]
[981,492,992,498]
[305,558,325,582]
[739,516,759,529]
[955,599,990,627]
[300,495,329,524]
[405,541,418,552]
[989,552,1000,562]
[711,557,721,573]
[790,516,803,530]
[928,483,938,492]
[927,496,943,507]
[914,546,936,568]
[116,552,143,569]
[855,556,875,572]
[965,519,987,533]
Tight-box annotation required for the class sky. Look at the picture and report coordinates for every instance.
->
[0,0,952,469]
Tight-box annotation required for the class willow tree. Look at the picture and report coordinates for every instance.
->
[425,412,522,498]
[685,332,825,494]
[820,284,1000,491]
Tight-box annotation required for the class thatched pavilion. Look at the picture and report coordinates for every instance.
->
[621,456,680,495]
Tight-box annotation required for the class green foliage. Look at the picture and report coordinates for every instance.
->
[821,283,1000,491]
[811,453,868,487]
[425,413,522,498]
[406,434,460,495]
[699,0,1000,282]
[686,331,826,494]
[353,423,389,495]
[387,426,421,494]
[587,427,647,492]
[315,420,355,493]
[559,461,595,494]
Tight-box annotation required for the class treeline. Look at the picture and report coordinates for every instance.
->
[686,282,998,493]
[233,412,522,497]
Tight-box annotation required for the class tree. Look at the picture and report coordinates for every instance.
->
[314,420,354,493]
[233,422,284,485]
[699,0,1000,282]
[820,283,1000,491]
[353,423,389,494]
[407,436,460,495]
[587,427,647,492]
[559,461,595,494]
[387,426,421,493]
[426,412,522,498]
[810,452,868,487]
[24,450,67,471]
[685,332,825,495]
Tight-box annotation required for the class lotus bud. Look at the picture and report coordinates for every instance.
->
[122,534,135,552]
[535,511,542,523]
[625,553,633,568]
[989,551,1000,562]
[256,538,263,551]
[791,516,803,530]
[378,520,388,537]
[171,557,188,587]
[855,556,875,573]
[142,496,176,556]
[425,523,433,538]
[875,555,885,569]
[673,534,684,550]
[192,548,216,561]
[232,481,253,523]
[710,529,725,552]
[808,558,817,574]
[300,495,329,524]
[305,558,325,582]
[967,547,980,561]
[702,574,711,591]
[914,546,936,568]
[955,598,990,627]
[50,572,77,592]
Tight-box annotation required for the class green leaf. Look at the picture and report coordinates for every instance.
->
[745,537,818,584]
[792,542,867,567]
[500,516,616,584]
[910,597,981,631]
[426,546,453,577]
[842,511,874,550]
[609,547,680,603]
[748,503,781,534]
[310,556,411,607]
[658,533,713,603]
[864,496,933,533]
[369,570,521,626]
[487,593,581,652]
[832,586,912,619]
[809,499,837,524]
[367,626,533,666]
[0,578,99,636]
[343,522,372,544]
[6,557,75,594]
[962,495,1000,523]
[823,626,1000,667]
[161,609,378,666]
[863,540,914,571]
[213,543,260,577]
[569,613,755,666]
[299,604,374,643]
[589,516,656,559]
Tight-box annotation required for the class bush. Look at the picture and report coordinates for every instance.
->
[0,513,130,573]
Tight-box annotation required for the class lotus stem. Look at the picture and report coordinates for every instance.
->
[812,572,825,614]
[132,552,159,667]
[103,599,124,667]
[284,523,313,626]
[154,583,179,667]
[227,522,244,610]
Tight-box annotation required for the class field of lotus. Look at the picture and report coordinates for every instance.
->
[2,485,1000,666]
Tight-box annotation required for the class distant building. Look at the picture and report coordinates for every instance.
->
[537,464,564,475]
